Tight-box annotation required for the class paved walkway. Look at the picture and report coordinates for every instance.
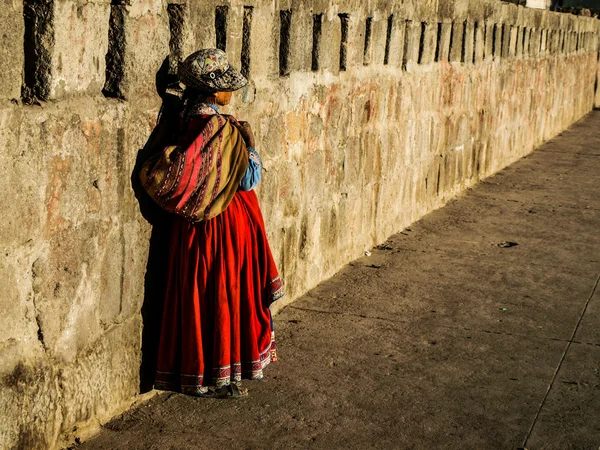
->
[81,111,600,450]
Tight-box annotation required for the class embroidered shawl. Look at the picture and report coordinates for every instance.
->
[139,114,248,222]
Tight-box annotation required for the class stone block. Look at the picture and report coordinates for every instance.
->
[0,361,62,450]
[51,0,110,98]
[386,15,406,67]
[344,12,366,71]
[484,22,494,60]
[124,6,170,100]
[0,316,141,449]
[187,2,215,50]
[320,10,342,74]
[289,7,311,73]
[370,15,387,66]
[515,26,524,58]
[0,257,37,349]
[31,224,104,361]
[437,21,452,63]
[417,21,436,65]
[361,16,374,66]
[251,5,278,80]
[403,20,421,68]
[59,316,141,433]
[510,24,519,57]
[0,2,24,100]
[118,219,151,321]
[0,106,46,248]
[477,22,489,62]
[449,20,465,63]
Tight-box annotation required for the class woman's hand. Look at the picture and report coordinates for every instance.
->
[233,120,256,148]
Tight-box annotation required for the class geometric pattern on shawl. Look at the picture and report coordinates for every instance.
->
[140,114,249,222]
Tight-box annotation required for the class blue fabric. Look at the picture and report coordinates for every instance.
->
[239,147,262,191]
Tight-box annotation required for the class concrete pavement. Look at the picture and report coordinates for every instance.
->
[79,111,600,450]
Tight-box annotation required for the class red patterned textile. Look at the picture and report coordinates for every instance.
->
[154,189,284,395]
[139,114,248,222]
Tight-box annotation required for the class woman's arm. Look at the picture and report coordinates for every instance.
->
[239,147,262,191]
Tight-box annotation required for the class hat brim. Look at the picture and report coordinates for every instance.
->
[178,62,248,93]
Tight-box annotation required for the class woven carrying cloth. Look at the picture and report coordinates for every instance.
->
[139,114,249,222]
[178,48,248,93]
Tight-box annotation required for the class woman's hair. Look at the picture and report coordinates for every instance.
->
[156,86,215,137]
[181,88,209,127]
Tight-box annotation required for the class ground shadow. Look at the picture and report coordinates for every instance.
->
[132,57,182,392]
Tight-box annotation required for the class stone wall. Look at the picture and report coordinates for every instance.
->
[1,0,598,448]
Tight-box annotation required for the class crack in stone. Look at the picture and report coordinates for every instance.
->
[522,274,600,448]
[31,258,48,352]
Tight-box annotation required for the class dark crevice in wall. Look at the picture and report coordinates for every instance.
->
[501,23,509,58]
[215,5,228,52]
[483,24,488,60]
[473,21,479,63]
[241,6,253,78]
[529,28,534,56]
[31,258,48,352]
[363,17,373,65]
[402,19,411,69]
[559,30,562,54]
[339,13,349,71]
[492,24,498,57]
[312,14,322,71]
[22,0,55,103]
[167,4,185,75]
[418,22,426,64]
[103,1,127,99]
[522,26,527,55]
[449,22,455,62]
[434,22,442,62]
[461,21,467,63]
[35,315,46,349]
[115,127,127,317]
[384,14,393,65]
[279,9,291,76]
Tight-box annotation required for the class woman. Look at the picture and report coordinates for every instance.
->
[140,49,284,398]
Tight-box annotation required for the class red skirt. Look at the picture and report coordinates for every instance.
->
[154,190,283,395]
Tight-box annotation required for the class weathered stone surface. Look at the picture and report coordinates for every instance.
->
[52,0,110,98]
[1,0,599,449]
[0,2,25,100]
[78,111,600,450]
[0,317,141,450]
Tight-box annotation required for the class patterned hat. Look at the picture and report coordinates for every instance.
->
[178,48,248,93]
